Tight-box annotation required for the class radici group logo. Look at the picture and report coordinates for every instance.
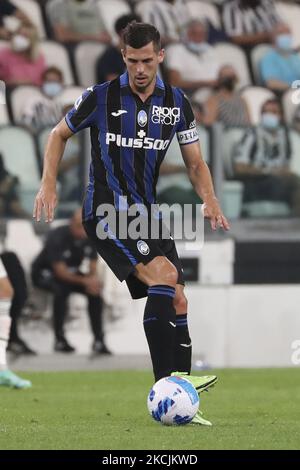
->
[151,106,180,125]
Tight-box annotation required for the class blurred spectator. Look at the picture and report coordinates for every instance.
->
[291,106,300,134]
[222,0,283,48]
[165,20,219,95]
[0,251,36,355]
[139,0,189,46]
[233,99,300,215]
[20,66,64,133]
[0,153,29,218]
[31,209,111,355]
[203,65,251,126]
[96,13,141,84]
[260,25,300,93]
[0,0,34,40]
[0,25,46,86]
[47,0,111,44]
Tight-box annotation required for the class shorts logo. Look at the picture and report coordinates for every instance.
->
[137,110,148,127]
[137,240,150,255]
[151,106,180,125]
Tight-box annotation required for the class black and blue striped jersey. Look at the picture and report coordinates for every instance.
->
[65,72,199,220]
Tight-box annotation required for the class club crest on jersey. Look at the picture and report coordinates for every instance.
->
[151,106,180,125]
[137,240,150,256]
[137,110,148,127]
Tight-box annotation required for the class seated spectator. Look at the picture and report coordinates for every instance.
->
[0,25,46,86]
[291,106,300,134]
[222,0,283,49]
[203,65,251,127]
[139,0,228,46]
[20,66,64,133]
[0,153,29,218]
[0,0,34,40]
[31,209,111,355]
[165,20,219,96]
[0,251,36,355]
[96,13,141,84]
[47,0,111,44]
[260,25,300,93]
[233,98,300,215]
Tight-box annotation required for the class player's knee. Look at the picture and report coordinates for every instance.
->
[174,293,188,314]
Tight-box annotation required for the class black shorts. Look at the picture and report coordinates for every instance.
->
[83,217,185,299]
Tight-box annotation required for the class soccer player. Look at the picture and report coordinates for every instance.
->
[33,22,229,425]
[0,257,32,388]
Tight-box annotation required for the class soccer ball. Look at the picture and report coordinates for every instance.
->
[147,375,199,425]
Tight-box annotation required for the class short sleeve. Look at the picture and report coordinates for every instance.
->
[65,87,98,133]
[176,93,199,146]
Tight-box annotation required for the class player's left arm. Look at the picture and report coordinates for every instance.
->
[181,141,230,231]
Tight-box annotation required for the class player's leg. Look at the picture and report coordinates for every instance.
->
[134,256,178,381]
[173,284,192,373]
[0,263,31,389]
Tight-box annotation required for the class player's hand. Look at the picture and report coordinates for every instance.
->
[33,184,57,223]
[82,275,102,296]
[202,197,230,231]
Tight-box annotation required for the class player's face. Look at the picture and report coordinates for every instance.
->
[122,42,164,92]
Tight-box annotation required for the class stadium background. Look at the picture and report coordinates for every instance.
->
[0,0,300,451]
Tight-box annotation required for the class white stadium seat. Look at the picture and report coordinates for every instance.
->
[277,2,300,48]
[186,0,221,27]
[40,41,74,85]
[56,86,85,109]
[0,126,40,213]
[241,86,275,125]
[97,0,131,42]
[282,88,299,125]
[250,44,272,86]
[74,41,106,88]
[11,0,46,38]
[10,85,42,122]
[213,42,251,89]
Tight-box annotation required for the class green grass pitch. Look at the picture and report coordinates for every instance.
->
[0,368,299,450]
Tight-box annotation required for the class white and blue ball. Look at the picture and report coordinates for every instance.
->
[147,376,199,425]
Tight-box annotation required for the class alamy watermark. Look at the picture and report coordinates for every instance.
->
[94,197,205,251]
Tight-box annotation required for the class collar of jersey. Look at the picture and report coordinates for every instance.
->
[120,72,165,97]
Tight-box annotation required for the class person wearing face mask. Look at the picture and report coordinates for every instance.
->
[233,99,300,215]
[0,25,46,86]
[0,0,34,40]
[260,25,300,93]
[203,65,251,126]
[20,67,64,133]
[165,20,220,95]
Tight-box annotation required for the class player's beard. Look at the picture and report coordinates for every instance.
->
[134,72,156,93]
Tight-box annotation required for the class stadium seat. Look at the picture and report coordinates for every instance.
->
[276,2,300,48]
[222,127,246,178]
[186,0,221,27]
[0,78,9,125]
[57,86,85,109]
[0,126,40,214]
[74,42,106,88]
[5,220,43,272]
[289,130,300,176]
[213,43,251,89]
[241,86,275,125]
[282,88,299,125]
[96,0,131,42]
[11,0,46,38]
[40,41,74,85]
[250,44,272,85]
[10,85,42,123]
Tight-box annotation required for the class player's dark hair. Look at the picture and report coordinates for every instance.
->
[114,14,141,36]
[122,21,161,52]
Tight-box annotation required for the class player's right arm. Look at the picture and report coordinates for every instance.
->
[33,119,74,223]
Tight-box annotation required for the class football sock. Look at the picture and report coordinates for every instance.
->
[144,285,176,381]
[174,314,192,374]
[0,299,12,370]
